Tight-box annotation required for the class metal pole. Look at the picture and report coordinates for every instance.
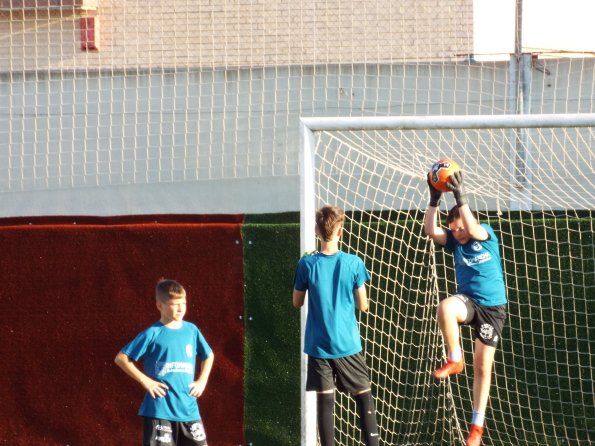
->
[300,113,595,132]
[298,120,318,446]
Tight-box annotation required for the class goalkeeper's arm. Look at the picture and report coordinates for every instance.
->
[424,205,447,245]
[457,204,488,241]
[447,172,488,241]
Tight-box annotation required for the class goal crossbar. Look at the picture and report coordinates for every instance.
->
[301,112,595,131]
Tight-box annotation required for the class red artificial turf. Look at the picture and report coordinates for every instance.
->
[0,215,245,445]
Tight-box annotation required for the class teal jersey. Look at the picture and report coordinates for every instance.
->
[445,223,507,306]
[294,251,370,359]
[122,320,212,422]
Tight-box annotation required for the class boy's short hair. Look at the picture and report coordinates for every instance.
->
[446,205,478,224]
[156,278,186,303]
[446,205,461,224]
[315,205,345,242]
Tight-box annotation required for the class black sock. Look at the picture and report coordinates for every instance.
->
[316,392,335,446]
[354,391,380,446]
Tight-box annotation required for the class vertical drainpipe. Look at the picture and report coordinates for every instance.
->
[508,0,533,210]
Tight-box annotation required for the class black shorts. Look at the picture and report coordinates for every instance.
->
[454,294,507,347]
[143,417,207,446]
[306,352,372,394]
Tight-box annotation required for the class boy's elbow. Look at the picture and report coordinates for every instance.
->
[114,351,128,367]
[424,224,436,238]
[292,290,306,308]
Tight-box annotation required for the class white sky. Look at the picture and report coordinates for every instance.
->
[474,0,595,60]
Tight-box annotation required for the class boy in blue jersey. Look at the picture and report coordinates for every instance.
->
[293,205,380,446]
[115,279,215,446]
[424,171,507,446]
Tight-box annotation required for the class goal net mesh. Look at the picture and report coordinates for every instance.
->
[2,1,594,217]
[309,124,593,446]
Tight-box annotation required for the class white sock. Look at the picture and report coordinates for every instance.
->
[471,410,485,427]
[448,348,462,362]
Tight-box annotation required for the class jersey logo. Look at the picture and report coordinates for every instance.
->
[471,241,482,251]
[462,251,492,266]
[186,344,193,358]
[155,361,193,376]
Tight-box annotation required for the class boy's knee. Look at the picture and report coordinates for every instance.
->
[438,297,466,321]
[437,300,453,320]
[473,358,493,379]
[475,366,489,380]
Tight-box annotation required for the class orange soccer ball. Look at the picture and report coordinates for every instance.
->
[429,159,461,192]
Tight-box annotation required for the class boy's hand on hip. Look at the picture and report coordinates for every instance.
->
[143,378,169,398]
[188,380,207,398]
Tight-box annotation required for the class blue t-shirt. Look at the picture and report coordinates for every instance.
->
[445,223,507,306]
[293,251,371,359]
[121,320,212,422]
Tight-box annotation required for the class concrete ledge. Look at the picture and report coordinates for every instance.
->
[0,175,300,217]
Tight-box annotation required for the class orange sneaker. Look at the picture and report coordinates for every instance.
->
[466,424,484,446]
[432,355,464,379]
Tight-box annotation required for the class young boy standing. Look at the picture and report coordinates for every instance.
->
[424,171,507,446]
[293,205,380,446]
[115,279,215,446]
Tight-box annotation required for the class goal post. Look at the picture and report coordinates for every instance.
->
[298,113,595,446]
[298,118,318,446]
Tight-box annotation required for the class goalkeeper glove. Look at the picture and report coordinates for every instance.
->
[427,174,442,207]
[447,171,468,207]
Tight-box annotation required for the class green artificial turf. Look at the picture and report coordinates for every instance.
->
[241,214,594,445]
[243,223,302,445]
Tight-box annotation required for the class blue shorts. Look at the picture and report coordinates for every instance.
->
[143,417,207,446]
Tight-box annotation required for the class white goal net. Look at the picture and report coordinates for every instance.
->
[299,114,594,446]
[2,1,595,217]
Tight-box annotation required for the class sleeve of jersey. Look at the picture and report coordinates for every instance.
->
[354,258,371,288]
[293,258,309,292]
[482,224,498,242]
[121,329,153,361]
[195,329,213,360]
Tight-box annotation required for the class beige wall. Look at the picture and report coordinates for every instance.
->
[1,0,473,71]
